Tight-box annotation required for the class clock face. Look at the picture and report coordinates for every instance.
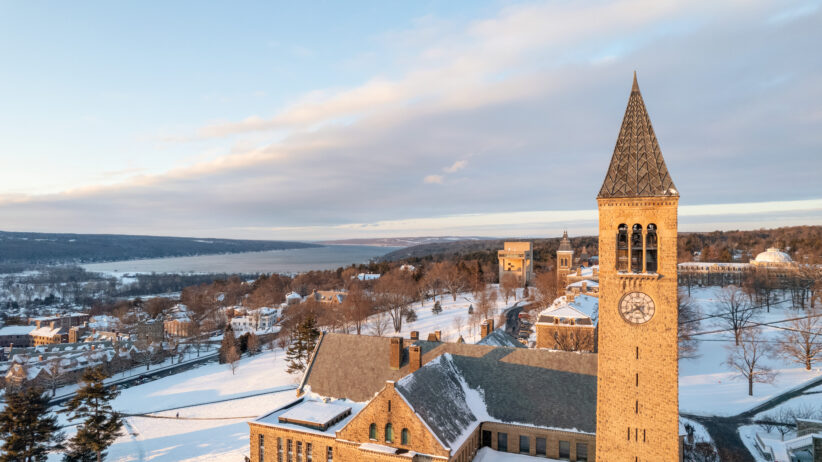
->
[619,292,655,324]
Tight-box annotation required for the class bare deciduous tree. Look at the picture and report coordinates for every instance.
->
[678,292,701,360]
[551,328,595,352]
[439,262,468,302]
[715,285,757,345]
[500,273,519,305]
[532,271,558,308]
[778,308,822,370]
[374,270,417,333]
[725,328,776,396]
[341,283,374,335]
[368,311,391,337]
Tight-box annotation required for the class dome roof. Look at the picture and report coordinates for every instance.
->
[754,248,792,264]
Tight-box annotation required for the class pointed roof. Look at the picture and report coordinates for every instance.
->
[598,72,678,199]
[558,230,573,252]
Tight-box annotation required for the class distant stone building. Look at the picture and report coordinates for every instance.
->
[678,247,799,287]
[164,304,194,337]
[535,294,598,352]
[309,290,347,305]
[28,313,90,330]
[136,320,164,344]
[29,323,69,346]
[498,241,534,286]
[0,325,34,348]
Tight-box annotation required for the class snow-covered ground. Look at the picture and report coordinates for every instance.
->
[50,349,300,461]
[678,287,822,416]
[362,286,523,344]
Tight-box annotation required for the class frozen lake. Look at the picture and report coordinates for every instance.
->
[81,245,399,275]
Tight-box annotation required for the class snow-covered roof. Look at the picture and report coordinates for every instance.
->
[537,295,598,324]
[567,280,598,289]
[395,353,595,453]
[0,325,35,336]
[279,401,352,429]
[754,247,793,264]
[29,326,64,337]
[476,329,524,348]
[285,292,302,301]
[357,273,380,281]
[255,396,364,436]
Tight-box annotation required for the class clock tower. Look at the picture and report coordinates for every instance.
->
[595,73,680,461]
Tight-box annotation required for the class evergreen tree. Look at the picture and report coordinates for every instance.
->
[246,332,260,355]
[468,304,474,314]
[219,324,239,364]
[0,386,63,462]
[61,367,123,462]
[432,300,443,316]
[286,316,320,374]
[403,307,417,323]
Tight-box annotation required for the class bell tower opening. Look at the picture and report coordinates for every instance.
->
[617,224,628,272]
[645,224,658,273]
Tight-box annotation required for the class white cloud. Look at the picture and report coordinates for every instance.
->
[423,174,444,184]
[444,160,468,173]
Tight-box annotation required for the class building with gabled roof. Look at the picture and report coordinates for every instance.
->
[250,331,597,461]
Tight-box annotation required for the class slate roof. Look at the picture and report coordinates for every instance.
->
[598,73,678,199]
[475,328,525,348]
[301,332,596,404]
[395,351,597,450]
[557,231,572,252]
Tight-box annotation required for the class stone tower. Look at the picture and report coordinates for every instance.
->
[556,231,573,289]
[595,73,680,461]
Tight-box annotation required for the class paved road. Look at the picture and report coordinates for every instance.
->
[685,373,822,461]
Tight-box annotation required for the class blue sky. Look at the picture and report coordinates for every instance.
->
[1,1,820,240]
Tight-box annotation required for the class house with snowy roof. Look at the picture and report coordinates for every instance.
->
[535,294,598,352]
[249,330,597,461]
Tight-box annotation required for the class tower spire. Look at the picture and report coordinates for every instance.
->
[597,73,677,198]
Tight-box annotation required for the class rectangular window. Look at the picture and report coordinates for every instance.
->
[576,442,588,462]
[558,441,570,460]
[636,373,639,387]
[535,437,546,456]
[287,440,293,462]
[259,435,265,462]
[497,432,508,452]
[306,443,312,462]
[297,442,302,462]
[482,430,492,447]
[277,438,283,462]
[326,447,333,462]
[518,435,529,454]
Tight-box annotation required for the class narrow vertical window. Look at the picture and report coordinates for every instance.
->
[369,423,377,440]
[277,438,283,462]
[385,423,394,443]
[636,373,639,387]
[617,224,629,271]
[297,442,302,462]
[635,400,638,414]
[259,434,265,462]
[636,347,639,359]
[388,400,391,412]
[401,428,409,445]
[631,224,643,272]
[627,427,631,441]
[645,224,658,272]
[287,440,293,462]
[306,443,312,462]
[643,429,646,442]
[326,446,333,462]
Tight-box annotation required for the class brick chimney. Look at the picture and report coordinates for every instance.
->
[567,293,576,302]
[593,267,599,277]
[434,330,442,342]
[409,345,422,373]
[582,282,588,293]
[410,331,419,341]
[389,337,403,370]
[480,319,495,338]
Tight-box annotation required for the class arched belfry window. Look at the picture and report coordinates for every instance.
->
[646,224,658,272]
[617,224,629,271]
[631,224,643,273]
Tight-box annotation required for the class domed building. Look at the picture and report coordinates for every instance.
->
[752,247,794,266]
[678,245,798,286]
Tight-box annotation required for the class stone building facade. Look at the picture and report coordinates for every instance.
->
[498,241,534,286]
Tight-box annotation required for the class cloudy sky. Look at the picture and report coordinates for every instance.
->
[1,1,820,241]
